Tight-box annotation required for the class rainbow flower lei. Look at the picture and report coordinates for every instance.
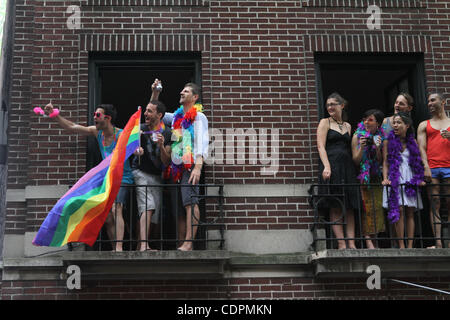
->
[142,121,165,135]
[355,121,385,184]
[165,104,203,182]
[386,130,424,223]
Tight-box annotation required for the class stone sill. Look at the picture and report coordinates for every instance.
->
[3,250,230,281]
[64,250,230,280]
[2,249,450,281]
[311,249,450,278]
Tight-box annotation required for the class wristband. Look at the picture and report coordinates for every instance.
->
[33,107,45,115]
[49,108,60,118]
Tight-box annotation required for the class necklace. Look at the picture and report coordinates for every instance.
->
[332,117,344,131]
[102,127,116,147]
[142,121,165,135]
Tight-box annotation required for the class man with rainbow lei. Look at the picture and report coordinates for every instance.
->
[131,95,172,251]
[153,81,209,251]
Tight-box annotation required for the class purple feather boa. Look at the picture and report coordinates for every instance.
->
[386,130,424,223]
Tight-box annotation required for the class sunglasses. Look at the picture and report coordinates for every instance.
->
[94,112,110,119]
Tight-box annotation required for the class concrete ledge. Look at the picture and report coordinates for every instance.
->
[63,250,230,280]
[6,185,70,202]
[25,185,69,200]
[225,230,313,254]
[223,184,310,197]
[2,250,231,281]
[3,249,450,281]
[2,257,64,281]
[311,248,450,278]
[2,251,313,281]
[5,188,25,202]
[6,183,310,203]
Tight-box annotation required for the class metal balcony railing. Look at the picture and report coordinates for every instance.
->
[309,183,449,250]
[88,183,224,252]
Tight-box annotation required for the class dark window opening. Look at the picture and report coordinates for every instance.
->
[88,52,201,168]
[314,53,437,248]
[86,52,209,251]
[315,53,428,130]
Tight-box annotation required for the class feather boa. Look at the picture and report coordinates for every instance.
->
[355,122,385,184]
[165,104,203,182]
[386,130,424,223]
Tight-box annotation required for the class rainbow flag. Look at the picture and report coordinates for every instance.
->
[33,108,141,247]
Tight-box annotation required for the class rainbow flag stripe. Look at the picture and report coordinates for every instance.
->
[33,108,141,247]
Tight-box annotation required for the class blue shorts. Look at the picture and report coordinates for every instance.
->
[170,170,200,218]
[431,167,450,180]
[115,184,131,206]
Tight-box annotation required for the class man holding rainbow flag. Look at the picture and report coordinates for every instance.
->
[32,103,141,251]
[131,81,172,251]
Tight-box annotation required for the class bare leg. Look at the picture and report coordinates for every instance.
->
[346,209,356,249]
[105,203,125,251]
[138,210,153,251]
[330,208,346,249]
[394,207,405,249]
[178,204,200,251]
[365,235,376,249]
[445,178,450,248]
[428,180,442,248]
[405,207,415,249]
[177,214,186,249]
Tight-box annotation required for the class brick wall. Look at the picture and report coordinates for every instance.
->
[2,277,450,300]
[9,1,450,187]
[4,0,450,300]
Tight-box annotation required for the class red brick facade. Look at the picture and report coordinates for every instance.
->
[3,0,450,300]
[2,277,450,300]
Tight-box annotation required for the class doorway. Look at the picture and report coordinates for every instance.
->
[315,53,435,248]
[315,53,428,130]
[87,52,203,250]
[88,52,201,167]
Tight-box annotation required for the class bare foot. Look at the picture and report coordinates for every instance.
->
[427,240,443,249]
[337,240,346,250]
[177,242,193,251]
[138,246,158,252]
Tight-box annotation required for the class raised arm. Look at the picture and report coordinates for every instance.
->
[44,103,97,137]
[417,120,431,182]
[149,78,162,102]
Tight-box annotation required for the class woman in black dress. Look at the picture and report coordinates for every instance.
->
[316,93,359,249]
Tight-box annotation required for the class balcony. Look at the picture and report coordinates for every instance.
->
[309,183,450,278]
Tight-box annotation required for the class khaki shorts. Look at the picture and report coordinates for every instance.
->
[132,169,162,224]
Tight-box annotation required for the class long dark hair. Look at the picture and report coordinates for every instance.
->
[363,108,385,126]
[392,111,414,137]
